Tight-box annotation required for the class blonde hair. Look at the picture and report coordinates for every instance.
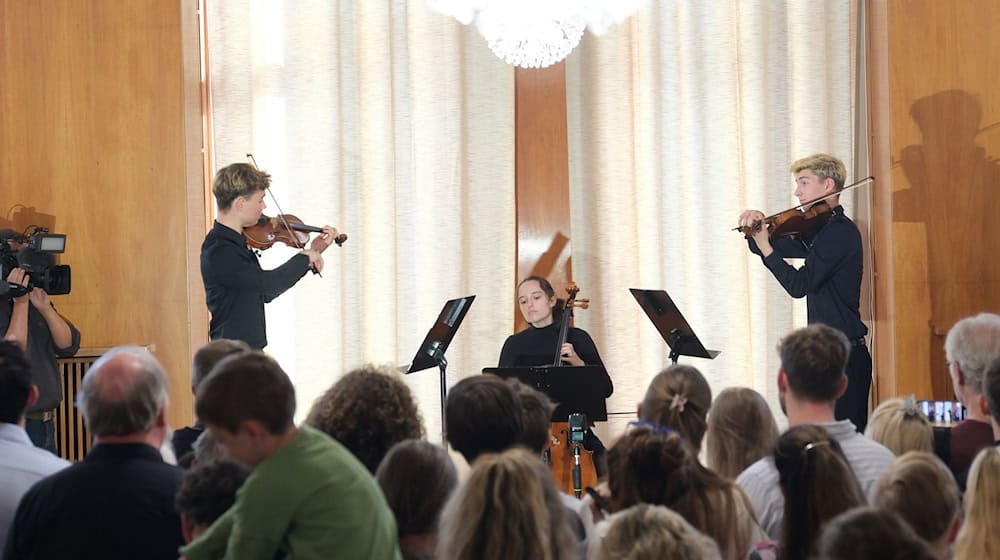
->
[954,446,1000,560]
[212,162,271,211]
[789,153,847,190]
[705,387,779,480]
[437,448,576,560]
[640,365,712,451]
[875,451,960,544]
[601,504,722,560]
[864,398,933,456]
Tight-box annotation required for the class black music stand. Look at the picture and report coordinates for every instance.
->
[481,366,609,422]
[630,288,719,364]
[405,295,476,444]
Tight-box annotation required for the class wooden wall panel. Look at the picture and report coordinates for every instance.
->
[870,0,1000,399]
[514,63,573,331]
[0,0,205,428]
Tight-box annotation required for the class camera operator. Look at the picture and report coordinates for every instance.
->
[0,229,80,454]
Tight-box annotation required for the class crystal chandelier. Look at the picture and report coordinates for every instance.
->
[428,0,646,69]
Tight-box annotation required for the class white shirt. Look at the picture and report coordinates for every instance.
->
[735,419,895,539]
[0,422,70,546]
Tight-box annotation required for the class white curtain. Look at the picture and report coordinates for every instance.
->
[205,0,863,446]
[205,0,516,444]
[565,1,859,438]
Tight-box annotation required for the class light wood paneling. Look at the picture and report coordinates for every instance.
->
[869,0,1000,399]
[514,63,573,329]
[0,0,205,428]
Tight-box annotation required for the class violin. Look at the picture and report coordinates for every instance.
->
[243,214,347,250]
[735,175,874,240]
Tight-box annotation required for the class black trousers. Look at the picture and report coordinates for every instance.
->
[835,342,873,432]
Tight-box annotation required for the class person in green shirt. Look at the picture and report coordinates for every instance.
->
[179,351,401,560]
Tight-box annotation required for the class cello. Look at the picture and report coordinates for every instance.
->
[546,283,600,498]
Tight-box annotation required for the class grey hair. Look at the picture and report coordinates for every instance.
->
[193,429,225,464]
[77,345,169,436]
[944,313,1000,394]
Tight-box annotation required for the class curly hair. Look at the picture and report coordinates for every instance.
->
[306,364,425,472]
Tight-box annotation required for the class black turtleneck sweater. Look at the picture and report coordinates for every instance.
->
[498,322,613,398]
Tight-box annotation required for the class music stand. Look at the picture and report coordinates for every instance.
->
[405,295,476,444]
[629,288,719,364]
[481,366,609,422]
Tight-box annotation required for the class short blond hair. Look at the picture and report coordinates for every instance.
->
[601,504,722,560]
[864,397,933,456]
[876,451,960,544]
[212,163,271,211]
[790,153,847,190]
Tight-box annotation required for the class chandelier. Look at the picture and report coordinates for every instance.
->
[428,0,646,69]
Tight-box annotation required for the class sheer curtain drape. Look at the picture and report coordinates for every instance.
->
[565,1,858,436]
[205,0,516,442]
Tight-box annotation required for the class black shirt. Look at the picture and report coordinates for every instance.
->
[4,443,185,560]
[200,220,311,349]
[748,205,868,340]
[0,300,81,412]
[498,323,613,398]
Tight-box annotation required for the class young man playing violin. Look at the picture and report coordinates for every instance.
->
[200,163,339,350]
[737,153,871,431]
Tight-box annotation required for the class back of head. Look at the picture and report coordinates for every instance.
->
[789,153,847,190]
[510,379,555,454]
[375,440,457,537]
[705,387,779,480]
[774,424,865,560]
[640,364,712,451]
[305,364,425,472]
[0,340,33,424]
[607,426,693,510]
[816,507,937,560]
[875,451,960,545]
[191,339,251,391]
[445,374,523,464]
[195,351,295,435]
[192,429,224,465]
[778,324,850,403]
[437,447,575,560]
[212,162,270,212]
[983,355,1000,426]
[174,459,251,528]
[600,504,722,560]
[944,312,1000,396]
[954,446,1000,560]
[864,397,933,456]
[78,346,169,437]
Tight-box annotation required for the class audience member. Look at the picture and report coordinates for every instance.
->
[600,425,757,560]
[175,459,250,543]
[982,354,1000,440]
[875,451,960,560]
[594,503,722,560]
[179,351,399,560]
[815,507,937,560]
[953,446,1000,560]
[437,447,576,560]
[705,387,780,480]
[774,425,865,560]
[306,364,425,473]
[0,340,70,549]
[4,346,184,560]
[936,313,1000,478]
[637,364,712,452]
[173,339,250,463]
[444,374,523,465]
[736,324,894,538]
[375,440,457,560]
[864,397,933,456]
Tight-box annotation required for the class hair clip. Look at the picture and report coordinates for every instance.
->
[669,393,688,412]
[903,395,920,418]
[802,440,830,454]
[627,420,680,438]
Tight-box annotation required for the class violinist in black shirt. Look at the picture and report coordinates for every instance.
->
[738,153,871,431]
[200,163,339,350]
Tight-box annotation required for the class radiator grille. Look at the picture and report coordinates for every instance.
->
[55,348,110,462]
